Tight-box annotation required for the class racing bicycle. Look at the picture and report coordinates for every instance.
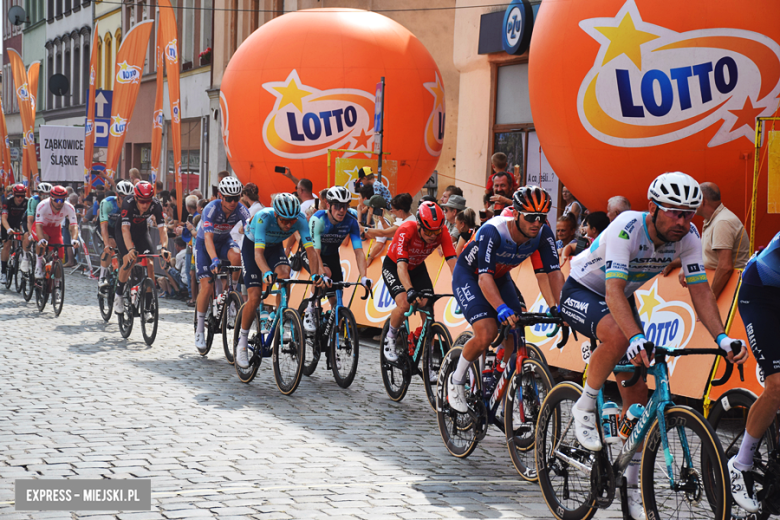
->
[117,253,162,346]
[3,230,25,292]
[194,263,243,364]
[97,248,119,322]
[33,243,66,317]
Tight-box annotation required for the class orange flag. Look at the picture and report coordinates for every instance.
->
[159,0,183,220]
[28,61,40,188]
[7,49,37,194]
[84,24,100,196]
[150,20,164,185]
[0,97,12,186]
[105,19,154,181]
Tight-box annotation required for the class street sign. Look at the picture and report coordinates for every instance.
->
[94,119,110,147]
[86,90,113,147]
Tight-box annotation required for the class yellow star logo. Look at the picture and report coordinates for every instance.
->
[595,12,659,70]
[273,77,312,113]
[638,284,662,320]
[424,73,445,110]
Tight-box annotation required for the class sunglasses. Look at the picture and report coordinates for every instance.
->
[655,204,695,220]
[278,217,298,225]
[223,195,240,203]
[518,212,547,223]
[331,202,348,211]
[52,198,66,204]
[421,227,442,237]
[14,194,25,198]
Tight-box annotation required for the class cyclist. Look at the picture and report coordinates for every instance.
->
[98,180,134,288]
[112,181,171,314]
[381,201,457,362]
[236,192,325,368]
[727,230,780,513]
[560,172,747,520]
[448,186,563,407]
[194,177,251,350]
[302,186,372,331]
[1,184,28,284]
[33,185,80,279]
[21,183,52,274]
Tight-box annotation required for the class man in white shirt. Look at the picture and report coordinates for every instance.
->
[231,182,264,249]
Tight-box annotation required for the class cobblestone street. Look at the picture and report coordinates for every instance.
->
[0,272,620,519]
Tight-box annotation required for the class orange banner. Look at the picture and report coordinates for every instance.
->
[150,21,164,185]
[84,24,100,196]
[0,96,12,186]
[28,61,40,188]
[105,19,154,180]
[159,0,182,218]
[7,49,37,194]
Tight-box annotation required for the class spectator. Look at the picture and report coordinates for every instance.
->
[454,208,477,255]
[486,152,516,194]
[231,182,263,248]
[129,168,142,185]
[663,182,750,299]
[318,188,330,211]
[441,194,467,248]
[607,195,631,221]
[561,185,583,225]
[561,211,609,265]
[364,193,414,241]
[420,195,437,205]
[158,237,188,299]
[355,166,391,207]
[439,185,463,206]
[191,189,203,200]
[556,214,577,252]
[362,195,392,266]
[356,184,375,227]
[276,166,319,213]
[482,170,513,223]
[155,180,164,194]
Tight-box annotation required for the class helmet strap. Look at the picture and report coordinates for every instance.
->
[514,216,532,239]
[651,207,671,244]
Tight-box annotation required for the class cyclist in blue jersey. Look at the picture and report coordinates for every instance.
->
[449,186,565,411]
[301,186,371,331]
[98,181,134,288]
[236,192,325,368]
[195,177,252,349]
[728,231,780,513]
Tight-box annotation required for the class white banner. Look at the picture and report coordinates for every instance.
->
[527,130,560,219]
[40,125,85,182]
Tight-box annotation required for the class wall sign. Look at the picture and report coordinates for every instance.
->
[502,0,534,55]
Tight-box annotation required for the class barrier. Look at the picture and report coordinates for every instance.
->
[77,222,171,277]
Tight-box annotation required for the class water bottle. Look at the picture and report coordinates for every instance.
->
[618,403,645,440]
[407,326,422,356]
[215,293,226,307]
[130,286,139,305]
[259,308,271,335]
[601,401,621,444]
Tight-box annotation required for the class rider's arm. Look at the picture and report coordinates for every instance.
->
[303,244,322,278]
[253,245,274,275]
[439,227,458,262]
[152,202,169,252]
[204,231,218,262]
[397,260,414,291]
[604,278,643,340]
[158,224,169,251]
[365,224,398,239]
[100,221,110,246]
[121,224,135,251]
[1,213,8,231]
[310,213,325,251]
[297,215,323,277]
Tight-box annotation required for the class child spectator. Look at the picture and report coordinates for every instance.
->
[560,211,609,265]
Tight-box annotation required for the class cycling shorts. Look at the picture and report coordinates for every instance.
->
[738,282,780,377]
[452,263,524,325]
[116,225,154,259]
[241,235,289,289]
[195,237,239,281]
[382,256,433,301]
[302,252,344,284]
[31,224,64,246]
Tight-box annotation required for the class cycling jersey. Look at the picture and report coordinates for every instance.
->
[118,197,164,230]
[35,198,77,227]
[386,220,456,269]
[246,207,312,249]
[742,231,780,288]
[309,210,362,255]
[2,196,28,228]
[27,195,41,219]
[459,216,559,279]
[569,210,706,297]
[196,199,251,241]
[99,196,122,224]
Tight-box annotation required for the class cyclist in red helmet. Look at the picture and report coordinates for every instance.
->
[32,185,80,279]
[112,180,171,314]
[1,184,28,284]
[381,200,457,362]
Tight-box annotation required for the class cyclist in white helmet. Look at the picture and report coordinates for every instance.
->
[97,180,134,288]
[558,172,749,520]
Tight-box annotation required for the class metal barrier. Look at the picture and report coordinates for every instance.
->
[76,222,171,277]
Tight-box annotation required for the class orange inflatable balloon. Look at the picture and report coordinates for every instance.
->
[530,0,780,246]
[219,9,445,205]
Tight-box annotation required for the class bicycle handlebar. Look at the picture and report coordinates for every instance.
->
[403,293,454,318]
[120,253,164,271]
[710,340,746,387]
[622,341,745,388]
[490,312,570,350]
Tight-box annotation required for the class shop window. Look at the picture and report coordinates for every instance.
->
[496,63,532,125]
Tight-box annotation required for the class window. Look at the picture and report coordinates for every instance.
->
[96,37,103,89]
[47,0,53,21]
[73,40,80,105]
[104,32,113,90]
[489,61,533,185]
[64,0,69,14]
[56,0,61,17]
[201,0,212,52]
[181,0,194,66]
[47,52,54,110]
[64,44,71,106]
[83,39,89,103]
[250,0,258,32]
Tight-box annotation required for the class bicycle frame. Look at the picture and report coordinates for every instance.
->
[401,305,433,365]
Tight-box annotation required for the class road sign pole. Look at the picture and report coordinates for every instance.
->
[376,77,385,183]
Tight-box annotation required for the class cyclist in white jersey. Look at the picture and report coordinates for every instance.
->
[560,172,748,520]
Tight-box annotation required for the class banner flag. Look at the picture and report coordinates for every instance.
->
[0,97,12,186]
[28,61,41,188]
[7,49,38,194]
[105,19,154,180]
[84,23,100,196]
[159,0,183,221]
[150,20,164,185]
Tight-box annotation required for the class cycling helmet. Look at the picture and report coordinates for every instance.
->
[416,201,445,231]
[134,181,154,202]
[648,172,702,210]
[37,182,53,194]
[116,180,134,196]
[273,192,301,219]
[50,185,68,198]
[12,183,26,196]
[218,176,243,197]
[326,186,351,204]
[513,185,552,213]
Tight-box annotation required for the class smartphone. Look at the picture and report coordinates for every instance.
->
[274,166,286,173]
[479,210,487,219]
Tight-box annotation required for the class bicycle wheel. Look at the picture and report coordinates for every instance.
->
[4,253,15,289]
[641,405,730,520]
[535,381,598,520]
[436,346,483,458]
[233,303,261,383]
[526,342,549,367]
[298,299,320,376]
[140,278,159,346]
[13,252,23,293]
[22,256,34,302]
[98,276,114,322]
[379,320,411,402]
[331,307,359,388]
[118,292,134,339]
[453,330,473,349]
[273,307,304,395]
[708,389,775,520]
[422,322,453,411]
[35,273,48,312]
[505,357,555,481]
[221,291,242,364]
[51,260,65,317]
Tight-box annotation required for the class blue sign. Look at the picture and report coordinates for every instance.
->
[373,81,384,134]
[85,90,113,147]
[502,0,533,56]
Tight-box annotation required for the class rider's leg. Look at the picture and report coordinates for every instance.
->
[456,318,498,383]
[227,247,241,283]
[576,314,631,411]
[1,239,10,274]
[196,277,213,334]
